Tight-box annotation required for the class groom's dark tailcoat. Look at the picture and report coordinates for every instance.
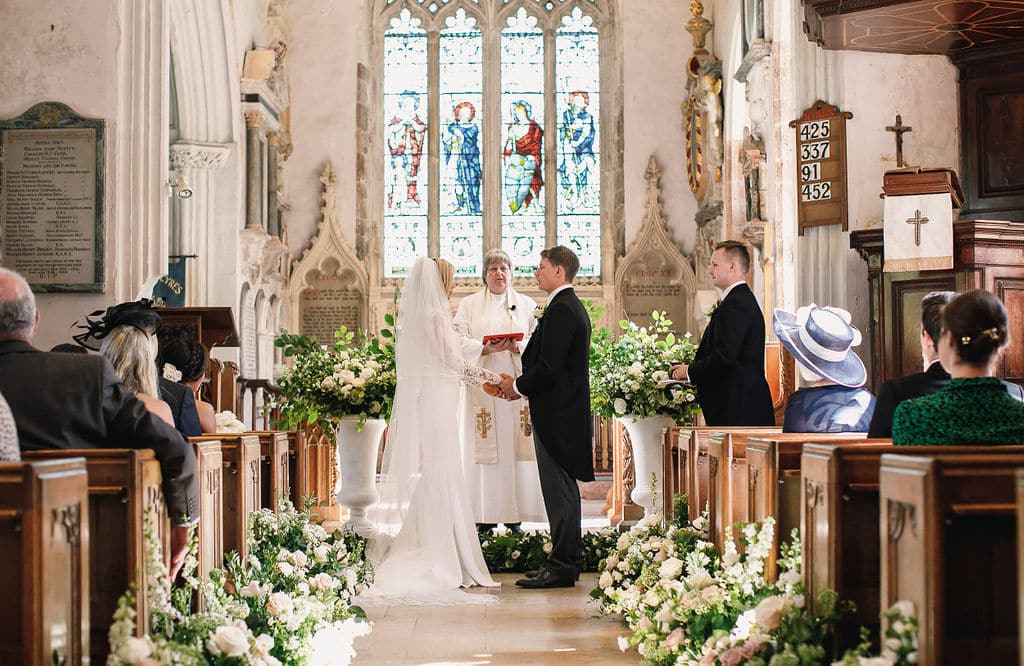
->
[688,283,775,427]
[516,286,593,579]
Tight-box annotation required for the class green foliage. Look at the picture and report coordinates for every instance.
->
[476,527,621,573]
[587,308,700,423]
[274,324,396,432]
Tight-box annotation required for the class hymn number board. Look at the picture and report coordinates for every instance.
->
[788,101,852,235]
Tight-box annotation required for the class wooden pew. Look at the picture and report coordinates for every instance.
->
[1017,468,1024,661]
[679,426,780,522]
[286,429,310,507]
[247,431,290,512]
[706,428,805,552]
[190,435,260,560]
[743,433,870,579]
[0,459,90,665]
[22,449,169,665]
[801,443,1024,653]
[880,452,1024,665]
[191,440,224,588]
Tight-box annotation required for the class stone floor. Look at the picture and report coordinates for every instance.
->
[351,497,636,665]
[351,572,637,665]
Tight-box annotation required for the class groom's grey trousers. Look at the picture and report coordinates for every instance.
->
[533,430,582,579]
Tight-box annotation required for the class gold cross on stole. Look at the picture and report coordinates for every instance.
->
[519,406,532,436]
[476,408,492,439]
[906,209,929,246]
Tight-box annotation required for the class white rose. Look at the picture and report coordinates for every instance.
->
[239,581,265,597]
[599,571,613,588]
[211,625,249,658]
[780,568,801,586]
[754,595,787,632]
[542,542,553,554]
[658,556,684,580]
[277,561,294,576]
[613,398,627,415]
[266,591,294,616]
[253,634,274,657]
[117,637,152,662]
[291,550,308,568]
[310,572,336,591]
[314,543,331,561]
[617,636,630,652]
[891,599,915,619]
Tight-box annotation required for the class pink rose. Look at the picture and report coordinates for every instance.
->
[663,627,685,649]
[719,647,744,666]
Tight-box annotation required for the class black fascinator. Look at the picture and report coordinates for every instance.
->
[72,299,163,351]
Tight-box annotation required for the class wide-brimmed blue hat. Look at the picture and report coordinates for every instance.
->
[772,304,866,388]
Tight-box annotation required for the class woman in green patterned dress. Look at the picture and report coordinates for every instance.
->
[893,289,1024,445]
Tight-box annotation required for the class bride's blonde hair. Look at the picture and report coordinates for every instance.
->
[431,258,454,294]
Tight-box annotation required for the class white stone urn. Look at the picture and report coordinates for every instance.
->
[618,414,674,523]
[334,416,387,535]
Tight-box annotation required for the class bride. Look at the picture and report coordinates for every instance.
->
[362,257,499,603]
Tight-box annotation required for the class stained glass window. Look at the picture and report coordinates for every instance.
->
[439,10,483,278]
[556,8,600,277]
[379,2,606,281]
[383,9,428,278]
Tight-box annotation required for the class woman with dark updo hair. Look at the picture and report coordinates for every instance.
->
[893,289,1024,445]
[157,325,217,434]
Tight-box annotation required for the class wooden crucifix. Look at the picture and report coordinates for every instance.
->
[886,114,913,168]
[906,209,929,246]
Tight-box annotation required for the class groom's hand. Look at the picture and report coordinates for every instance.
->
[498,373,521,401]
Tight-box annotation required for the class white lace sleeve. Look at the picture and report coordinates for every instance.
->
[462,363,502,387]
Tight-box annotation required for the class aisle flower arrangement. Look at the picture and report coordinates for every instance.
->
[588,307,700,423]
[108,502,373,665]
[275,324,396,432]
[477,527,620,573]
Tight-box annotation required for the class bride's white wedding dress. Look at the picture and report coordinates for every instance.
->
[361,258,499,604]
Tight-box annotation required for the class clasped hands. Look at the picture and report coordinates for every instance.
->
[669,363,689,382]
[483,372,521,401]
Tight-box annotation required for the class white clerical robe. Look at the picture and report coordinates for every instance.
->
[454,287,547,524]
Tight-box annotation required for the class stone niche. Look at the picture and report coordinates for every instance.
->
[288,162,369,341]
[615,156,697,336]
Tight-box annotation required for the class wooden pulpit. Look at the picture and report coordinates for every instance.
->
[851,219,1024,392]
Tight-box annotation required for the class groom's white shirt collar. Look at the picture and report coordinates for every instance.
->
[720,280,746,301]
[545,283,573,306]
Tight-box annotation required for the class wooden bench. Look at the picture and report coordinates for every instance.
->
[191,440,224,588]
[743,433,870,579]
[880,452,1024,665]
[0,458,90,665]
[706,429,808,552]
[678,426,780,522]
[286,429,310,507]
[190,435,260,560]
[1017,468,1024,660]
[801,443,1024,653]
[246,431,290,512]
[22,449,169,664]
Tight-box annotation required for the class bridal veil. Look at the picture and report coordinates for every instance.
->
[363,258,497,604]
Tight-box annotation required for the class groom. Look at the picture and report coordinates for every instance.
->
[498,246,594,588]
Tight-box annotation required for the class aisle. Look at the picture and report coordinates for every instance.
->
[351,572,636,665]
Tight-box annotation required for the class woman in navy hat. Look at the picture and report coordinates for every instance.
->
[773,304,875,433]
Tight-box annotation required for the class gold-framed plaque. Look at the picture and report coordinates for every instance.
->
[788,100,852,235]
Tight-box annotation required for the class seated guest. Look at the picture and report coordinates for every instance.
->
[0,390,19,462]
[50,342,87,354]
[868,291,956,438]
[158,325,216,434]
[75,300,174,427]
[773,304,875,433]
[0,267,198,579]
[894,290,1024,445]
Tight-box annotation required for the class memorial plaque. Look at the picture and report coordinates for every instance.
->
[0,103,104,291]
[299,271,365,345]
[621,251,691,335]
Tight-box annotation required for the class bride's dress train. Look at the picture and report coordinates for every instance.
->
[358,258,498,605]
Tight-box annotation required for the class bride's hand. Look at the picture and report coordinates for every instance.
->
[482,383,503,398]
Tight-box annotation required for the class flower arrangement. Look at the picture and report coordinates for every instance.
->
[588,306,700,423]
[215,410,246,433]
[477,527,621,573]
[108,501,374,665]
[836,601,919,666]
[275,324,396,432]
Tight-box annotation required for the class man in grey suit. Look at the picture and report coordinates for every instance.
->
[498,246,593,588]
[0,267,199,580]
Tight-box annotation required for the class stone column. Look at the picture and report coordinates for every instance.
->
[244,110,264,231]
[266,132,281,238]
[114,0,170,300]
